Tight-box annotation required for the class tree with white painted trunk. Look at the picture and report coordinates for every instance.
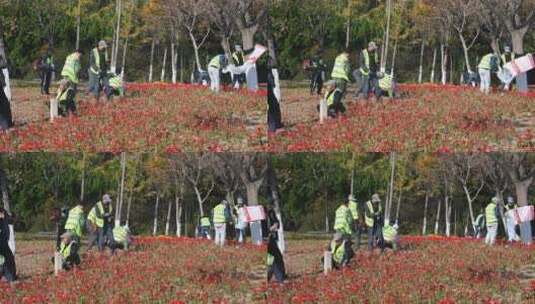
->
[445,154,485,235]
[0,164,14,254]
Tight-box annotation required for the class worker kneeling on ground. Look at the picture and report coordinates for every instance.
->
[57,49,83,116]
[113,224,132,251]
[319,81,346,118]
[382,223,399,251]
[57,232,81,271]
[329,49,352,117]
[327,232,354,269]
[376,72,396,99]
[106,71,125,100]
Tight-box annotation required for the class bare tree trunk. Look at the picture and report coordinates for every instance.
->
[511,28,529,93]
[245,182,261,206]
[180,49,184,83]
[165,201,172,235]
[345,2,352,49]
[193,187,205,217]
[149,38,155,82]
[188,32,202,72]
[418,40,425,83]
[382,0,392,72]
[268,158,285,253]
[385,152,396,224]
[462,185,477,234]
[125,192,133,227]
[175,194,182,237]
[116,152,126,227]
[390,36,399,75]
[75,0,81,50]
[514,178,533,244]
[111,0,122,74]
[160,47,167,82]
[458,34,473,73]
[430,47,437,83]
[444,193,451,237]
[434,200,441,235]
[171,42,177,84]
[240,27,256,51]
[395,189,402,225]
[441,44,447,85]
[422,192,429,235]
[120,37,128,79]
[152,194,159,236]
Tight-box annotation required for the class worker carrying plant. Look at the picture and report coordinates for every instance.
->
[57,49,83,116]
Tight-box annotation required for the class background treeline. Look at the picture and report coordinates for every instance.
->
[0,0,272,82]
[0,153,534,237]
[270,0,535,83]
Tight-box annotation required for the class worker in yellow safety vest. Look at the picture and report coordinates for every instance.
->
[382,223,399,251]
[329,49,351,117]
[208,54,229,93]
[58,231,81,270]
[88,40,110,101]
[113,224,132,250]
[478,52,499,95]
[57,49,83,116]
[334,200,353,240]
[88,194,115,253]
[365,194,384,251]
[328,232,354,269]
[355,41,379,100]
[63,202,86,242]
[485,197,500,246]
[106,71,125,99]
[212,200,230,246]
[377,72,396,99]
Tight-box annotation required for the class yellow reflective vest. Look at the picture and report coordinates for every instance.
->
[90,48,108,75]
[360,49,378,76]
[331,53,350,81]
[365,200,382,228]
[200,216,211,227]
[60,241,75,259]
[61,53,81,84]
[93,201,113,228]
[331,240,346,265]
[113,226,129,246]
[209,56,222,69]
[348,200,359,220]
[383,224,397,242]
[333,204,352,235]
[485,202,498,226]
[64,205,84,238]
[212,204,226,224]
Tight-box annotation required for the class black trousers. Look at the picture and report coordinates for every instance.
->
[310,71,323,95]
[0,88,13,130]
[267,95,283,132]
[40,70,52,94]
[0,244,16,282]
[267,237,286,283]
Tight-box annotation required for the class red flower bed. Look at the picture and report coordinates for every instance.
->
[265,84,535,152]
[268,236,535,303]
[1,236,266,303]
[1,84,266,152]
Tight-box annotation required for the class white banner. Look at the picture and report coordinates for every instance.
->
[506,206,535,225]
[244,206,266,222]
[246,44,267,64]
[504,54,535,77]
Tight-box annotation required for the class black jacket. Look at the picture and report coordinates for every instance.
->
[0,216,10,245]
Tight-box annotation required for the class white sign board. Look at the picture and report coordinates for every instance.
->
[246,44,267,64]
[504,54,535,77]
[244,206,266,222]
[506,206,535,225]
